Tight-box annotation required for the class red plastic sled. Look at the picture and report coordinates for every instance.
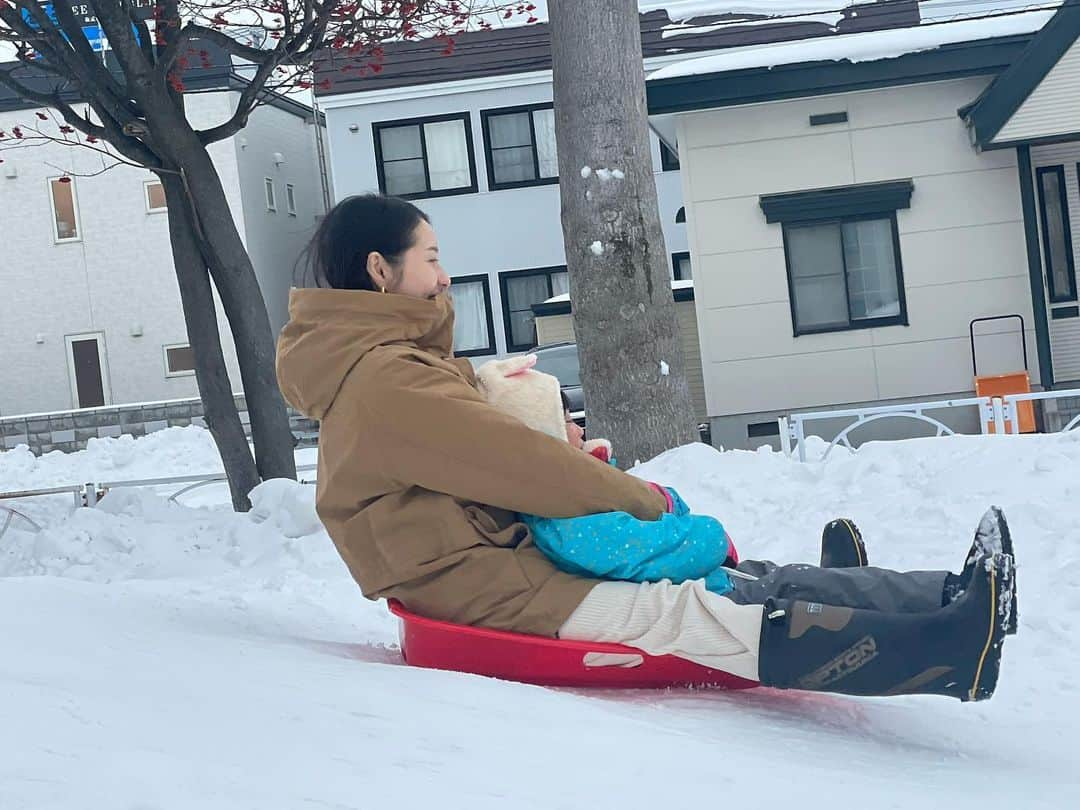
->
[388,600,759,690]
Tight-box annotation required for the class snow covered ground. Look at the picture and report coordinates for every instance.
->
[3,425,1079,808]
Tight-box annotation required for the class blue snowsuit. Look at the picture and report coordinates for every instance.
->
[522,488,734,596]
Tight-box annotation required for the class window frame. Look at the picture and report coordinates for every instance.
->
[285,183,297,217]
[660,141,680,172]
[144,179,167,213]
[48,176,82,243]
[480,102,559,191]
[671,251,692,281]
[264,177,276,212]
[372,111,478,200]
[1034,165,1078,304]
[781,212,909,337]
[449,273,497,358]
[498,265,570,353]
[163,343,197,378]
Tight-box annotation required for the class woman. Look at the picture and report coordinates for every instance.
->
[277,194,1015,701]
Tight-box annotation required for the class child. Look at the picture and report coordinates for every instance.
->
[476,354,740,595]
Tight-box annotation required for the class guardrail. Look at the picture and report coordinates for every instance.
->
[780,388,1080,462]
[0,463,319,540]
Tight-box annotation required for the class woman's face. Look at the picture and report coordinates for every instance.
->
[564,409,585,450]
[373,219,451,299]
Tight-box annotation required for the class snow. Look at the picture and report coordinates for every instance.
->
[543,279,693,304]
[649,9,1056,80]
[589,240,605,255]
[510,2,880,25]
[580,165,592,178]
[4,424,1080,807]
[660,360,671,376]
[662,13,845,39]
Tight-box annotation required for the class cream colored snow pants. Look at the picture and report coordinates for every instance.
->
[557,579,763,682]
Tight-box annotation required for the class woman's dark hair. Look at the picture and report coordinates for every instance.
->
[299,194,430,290]
[560,390,571,413]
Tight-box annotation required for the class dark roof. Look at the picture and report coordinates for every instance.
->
[0,41,315,121]
[960,3,1080,149]
[315,2,920,96]
[646,33,1034,115]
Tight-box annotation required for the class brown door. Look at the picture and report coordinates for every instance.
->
[69,337,106,408]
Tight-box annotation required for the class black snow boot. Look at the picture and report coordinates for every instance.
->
[820,518,868,568]
[758,551,1013,701]
[945,507,1017,635]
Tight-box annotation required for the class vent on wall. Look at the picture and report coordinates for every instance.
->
[809,111,848,126]
[747,421,781,439]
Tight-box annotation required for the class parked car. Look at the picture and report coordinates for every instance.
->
[531,342,711,444]
[531,343,585,425]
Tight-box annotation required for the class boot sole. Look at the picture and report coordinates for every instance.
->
[994,508,1018,635]
[965,552,1013,701]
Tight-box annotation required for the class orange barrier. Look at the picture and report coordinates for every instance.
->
[975,372,1036,434]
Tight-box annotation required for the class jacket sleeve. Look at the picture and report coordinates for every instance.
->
[354,352,667,521]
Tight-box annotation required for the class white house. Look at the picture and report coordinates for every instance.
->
[312,8,821,358]
[647,4,1080,447]
[0,53,326,418]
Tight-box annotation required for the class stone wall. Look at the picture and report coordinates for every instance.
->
[0,396,319,455]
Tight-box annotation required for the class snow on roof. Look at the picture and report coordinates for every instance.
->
[648,8,1056,80]
[543,278,694,304]
[661,12,846,40]
[489,1,880,29]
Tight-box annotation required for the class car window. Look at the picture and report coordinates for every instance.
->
[533,346,581,387]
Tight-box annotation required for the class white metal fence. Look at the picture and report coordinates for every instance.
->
[780,388,1080,462]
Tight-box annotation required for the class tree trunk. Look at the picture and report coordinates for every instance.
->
[161,173,259,512]
[548,0,698,466]
[172,137,297,484]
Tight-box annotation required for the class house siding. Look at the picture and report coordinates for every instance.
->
[997,38,1080,144]
[231,99,325,337]
[678,77,1040,444]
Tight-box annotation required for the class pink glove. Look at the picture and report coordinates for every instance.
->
[647,482,675,513]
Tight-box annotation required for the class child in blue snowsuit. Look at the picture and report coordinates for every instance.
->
[474,354,738,595]
[522,487,737,596]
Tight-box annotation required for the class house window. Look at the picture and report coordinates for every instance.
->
[760,179,913,336]
[481,103,558,190]
[499,266,570,352]
[672,251,692,281]
[1036,165,1077,303]
[144,180,167,212]
[660,142,680,171]
[783,216,906,334]
[449,274,496,357]
[373,112,477,199]
[286,183,297,216]
[49,177,80,242]
[265,178,276,212]
[164,344,196,377]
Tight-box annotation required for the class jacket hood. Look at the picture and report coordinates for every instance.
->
[475,354,567,442]
[277,287,456,419]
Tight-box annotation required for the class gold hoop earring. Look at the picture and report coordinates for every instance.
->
[380,286,386,294]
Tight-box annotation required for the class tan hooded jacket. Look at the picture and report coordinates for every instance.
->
[276,288,667,636]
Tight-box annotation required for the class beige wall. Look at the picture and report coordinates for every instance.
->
[678,77,1040,419]
[535,300,708,421]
